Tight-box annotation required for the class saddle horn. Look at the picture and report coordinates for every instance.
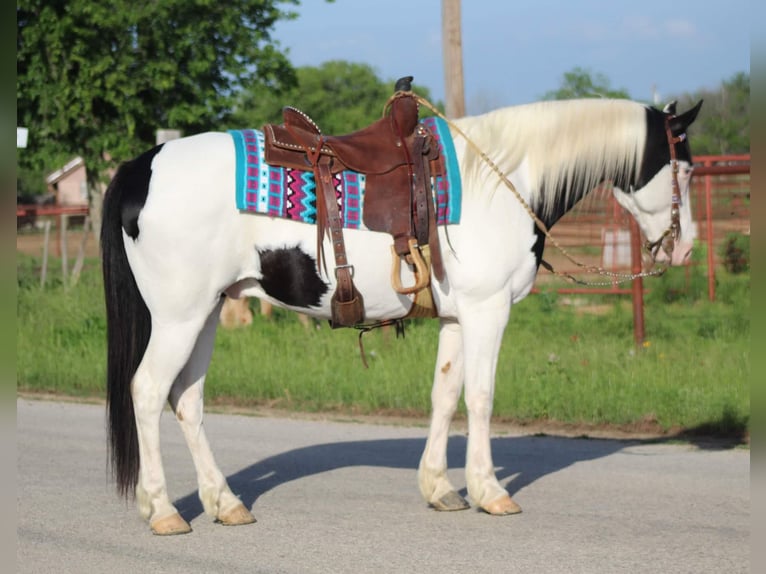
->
[394,76,414,92]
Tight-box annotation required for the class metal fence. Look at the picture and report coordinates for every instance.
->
[532,154,750,343]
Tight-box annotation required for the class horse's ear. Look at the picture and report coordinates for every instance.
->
[669,99,703,133]
[663,101,677,115]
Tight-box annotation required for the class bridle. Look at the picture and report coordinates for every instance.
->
[643,115,687,260]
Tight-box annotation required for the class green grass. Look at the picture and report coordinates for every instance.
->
[16,252,750,438]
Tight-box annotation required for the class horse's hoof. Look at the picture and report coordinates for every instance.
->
[150,513,192,535]
[430,491,470,512]
[217,502,256,526]
[482,494,522,515]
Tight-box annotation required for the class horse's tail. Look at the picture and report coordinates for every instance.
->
[101,146,161,498]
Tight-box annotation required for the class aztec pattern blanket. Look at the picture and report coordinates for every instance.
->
[229,116,462,229]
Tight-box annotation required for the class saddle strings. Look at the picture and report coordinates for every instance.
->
[354,319,407,368]
[406,93,670,286]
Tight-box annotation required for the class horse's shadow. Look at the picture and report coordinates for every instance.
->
[172,433,629,522]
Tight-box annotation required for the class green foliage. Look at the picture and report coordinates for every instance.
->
[17,254,107,395]
[645,241,711,305]
[541,66,631,100]
[17,0,300,189]
[495,290,749,435]
[16,252,749,437]
[230,60,439,133]
[720,232,750,274]
[676,72,750,155]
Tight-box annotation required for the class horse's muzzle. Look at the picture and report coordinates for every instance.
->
[653,239,693,266]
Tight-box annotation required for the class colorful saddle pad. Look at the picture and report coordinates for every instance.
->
[230,116,461,229]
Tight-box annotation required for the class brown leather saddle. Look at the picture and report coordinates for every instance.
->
[262,77,445,327]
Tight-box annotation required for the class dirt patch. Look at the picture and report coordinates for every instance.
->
[558,297,621,315]
[17,228,100,259]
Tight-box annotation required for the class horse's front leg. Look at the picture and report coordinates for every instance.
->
[168,300,255,527]
[459,293,522,515]
[418,319,470,511]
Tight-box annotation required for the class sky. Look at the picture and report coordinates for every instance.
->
[272,0,751,114]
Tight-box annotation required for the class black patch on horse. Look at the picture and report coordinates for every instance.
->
[634,106,695,190]
[257,246,328,308]
[529,178,587,268]
[634,108,672,190]
[116,144,165,240]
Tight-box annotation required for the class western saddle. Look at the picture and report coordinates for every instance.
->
[263,77,445,327]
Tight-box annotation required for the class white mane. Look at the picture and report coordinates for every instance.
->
[452,99,648,218]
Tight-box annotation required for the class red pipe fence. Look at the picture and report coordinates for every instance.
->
[534,154,750,344]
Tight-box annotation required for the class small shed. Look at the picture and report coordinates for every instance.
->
[45,156,87,206]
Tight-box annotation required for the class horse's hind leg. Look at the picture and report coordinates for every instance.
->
[168,299,255,527]
[418,319,470,511]
[132,314,216,535]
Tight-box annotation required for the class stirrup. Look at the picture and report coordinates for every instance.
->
[391,238,430,295]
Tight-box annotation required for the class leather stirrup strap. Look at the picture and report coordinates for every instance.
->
[317,157,349,290]
[316,156,364,326]
[412,128,444,281]
[411,134,431,247]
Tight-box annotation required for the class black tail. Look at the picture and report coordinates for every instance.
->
[101,146,162,498]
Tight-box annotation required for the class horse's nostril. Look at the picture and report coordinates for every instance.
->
[670,245,694,266]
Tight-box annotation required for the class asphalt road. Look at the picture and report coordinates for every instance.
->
[17,398,749,574]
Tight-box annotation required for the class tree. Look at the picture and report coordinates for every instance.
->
[675,72,749,155]
[230,60,438,134]
[542,66,630,100]
[17,0,301,193]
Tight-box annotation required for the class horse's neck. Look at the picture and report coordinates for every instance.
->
[459,100,645,229]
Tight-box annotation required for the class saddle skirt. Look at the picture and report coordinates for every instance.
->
[229,116,462,230]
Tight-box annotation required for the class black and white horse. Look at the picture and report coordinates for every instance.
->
[102,97,702,534]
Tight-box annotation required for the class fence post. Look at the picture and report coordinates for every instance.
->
[68,215,91,288]
[703,160,716,302]
[629,217,645,346]
[40,219,51,288]
[60,213,69,284]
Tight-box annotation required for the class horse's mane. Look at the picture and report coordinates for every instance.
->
[453,98,647,219]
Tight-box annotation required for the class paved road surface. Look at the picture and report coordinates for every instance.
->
[17,398,749,573]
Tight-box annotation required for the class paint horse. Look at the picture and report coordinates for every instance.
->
[102,94,702,534]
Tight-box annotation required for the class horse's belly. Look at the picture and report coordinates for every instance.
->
[238,217,415,320]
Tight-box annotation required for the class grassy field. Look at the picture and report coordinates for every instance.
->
[16,250,750,440]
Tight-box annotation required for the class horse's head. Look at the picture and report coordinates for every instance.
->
[612,99,703,266]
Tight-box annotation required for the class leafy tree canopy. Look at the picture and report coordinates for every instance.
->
[230,60,439,134]
[541,66,630,100]
[674,72,749,156]
[17,0,300,191]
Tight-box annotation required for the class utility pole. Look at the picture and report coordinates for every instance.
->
[442,0,465,118]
